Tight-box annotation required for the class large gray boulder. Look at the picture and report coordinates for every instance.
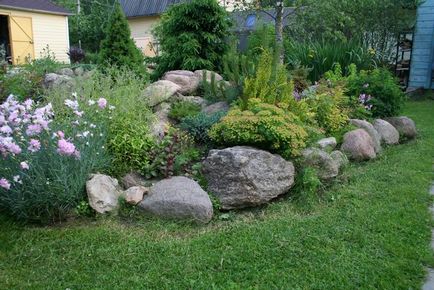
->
[385,116,417,140]
[150,102,171,139]
[194,70,224,84]
[372,119,400,145]
[162,70,200,95]
[44,73,72,89]
[122,172,147,189]
[316,137,337,152]
[58,67,74,77]
[341,129,376,161]
[202,146,295,209]
[177,96,208,109]
[302,148,339,180]
[350,119,382,153]
[143,80,181,107]
[139,176,213,223]
[86,174,122,214]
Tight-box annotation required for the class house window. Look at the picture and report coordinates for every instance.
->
[245,14,256,28]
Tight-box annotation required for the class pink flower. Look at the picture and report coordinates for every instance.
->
[74,111,84,117]
[28,139,41,153]
[56,131,65,139]
[6,142,21,155]
[20,161,29,170]
[0,125,13,135]
[26,124,42,136]
[0,178,11,190]
[98,98,107,109]
[57,139,76,156]
[73,150,81,159]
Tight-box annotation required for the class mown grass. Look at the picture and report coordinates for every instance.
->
[0,101,433,289]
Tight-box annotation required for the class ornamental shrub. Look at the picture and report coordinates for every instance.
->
[209,99,308,159]
[180,111,226,144]
[0,95,111,223]
[346,67,405,118]
[153,0,231,78]
[168,101,201,122]
[98,1,146,77]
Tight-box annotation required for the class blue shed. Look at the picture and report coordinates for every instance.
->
[409,0,434,89]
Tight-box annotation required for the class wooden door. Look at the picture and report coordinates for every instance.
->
[9,16,34,64]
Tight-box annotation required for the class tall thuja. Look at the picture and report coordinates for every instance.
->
[153,0,231,79]
[98,1,146,77]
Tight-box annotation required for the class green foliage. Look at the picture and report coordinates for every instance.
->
[291,167,323,210]
[153,0,231,78]
[247,24,276,54]
[98,1,146,77]
[169,101,201,122]
[199,72,236,103]
[209,99,308,158]
[75,201,95,217]
[142,128,201,179]
[242,50,294,109]
[180,111,226,144]
[346,67,405,118]
[285,40,376,82]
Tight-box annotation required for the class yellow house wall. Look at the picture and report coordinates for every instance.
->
[128,15,160,57]
[0,8,70,64]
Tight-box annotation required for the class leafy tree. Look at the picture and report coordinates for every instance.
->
[98,1,146,77]
[153,0,232,78]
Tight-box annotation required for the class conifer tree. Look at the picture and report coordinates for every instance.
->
[98,1,146,77]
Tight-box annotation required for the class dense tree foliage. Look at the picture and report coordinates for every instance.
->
[153,0,232,78]
[98,1,146,76]
[53,0,115,52]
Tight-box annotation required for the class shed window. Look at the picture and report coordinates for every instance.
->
[245,14,256,28]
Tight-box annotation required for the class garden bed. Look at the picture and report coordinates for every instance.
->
[1,100,433,289]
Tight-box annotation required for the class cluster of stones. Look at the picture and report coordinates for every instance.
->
[144,70,230,138]
[44,67,93,90]
[85,116,417,223]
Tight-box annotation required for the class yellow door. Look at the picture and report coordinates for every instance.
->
[9,16,34,64]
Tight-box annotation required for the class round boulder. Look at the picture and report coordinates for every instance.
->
[341,129,376,161]
[86,174,122,214]
[139,176,213,223]
[202,101,229,115]
[162,70,200,95]
[350,119,382,153]
[202,146,295,209]
[302,148,339,180]
[143,80,181,107]
[385,116,417,140]
[124,186,148,205]
[316,137,337,152]
[194,70,224,84]
[330,150,349,169]
[372,119,399,145]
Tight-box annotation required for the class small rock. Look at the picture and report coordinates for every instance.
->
[316,137,337,152]
[58,67,74,77]
[43,73,72,89]
[177,96,208,109]
[122,172,147,189]
[330,150,349,169]
[139,176,213,223]
[202,101,229,115]
[202,146,295,209]
[150,102,171,139]
[162,70,200,95]
[143,80,181,107]
[302,148,339,180]
[372,119,399,145]
[341,129,376,161]
[124,186,148,205]
[350,119,382,153]
[385,116,417,140]
[86,174,122,214]
[194,70,224,84]
[74,67,84,77]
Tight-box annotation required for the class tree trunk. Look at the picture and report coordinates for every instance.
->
[275,1,284,65]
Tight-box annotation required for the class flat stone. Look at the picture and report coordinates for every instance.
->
[124,186,148,205]
[143,80,181,107]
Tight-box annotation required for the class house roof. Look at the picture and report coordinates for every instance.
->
[120,0,187,18]
[0,0,72,16]
[231,8,295,31]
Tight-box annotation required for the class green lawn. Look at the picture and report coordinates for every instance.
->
[1,101,434,289]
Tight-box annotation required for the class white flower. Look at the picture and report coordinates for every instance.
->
[90,124,96,129]
[64,99,79,110]
[82,131,90,138]
[88,100,96,106]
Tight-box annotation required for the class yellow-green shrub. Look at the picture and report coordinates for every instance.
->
[209,99,308,158]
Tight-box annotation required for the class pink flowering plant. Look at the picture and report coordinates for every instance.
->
[0,95,111,223]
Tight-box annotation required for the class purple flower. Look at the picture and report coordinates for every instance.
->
[6,142,21,155]
[20,161,29,170]
[26,124,43,136]
[57,139,76,156]
[0,178,11,190]
[0,125,13,135]
[28,139,41,153]
[98,98,107,109]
